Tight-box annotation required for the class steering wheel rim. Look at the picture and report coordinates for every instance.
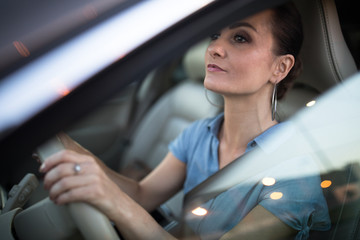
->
[68,202,119,240]
[37,137,120,240]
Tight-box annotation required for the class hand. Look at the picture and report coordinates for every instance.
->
[40,149,179,240]
[40,149,122,221]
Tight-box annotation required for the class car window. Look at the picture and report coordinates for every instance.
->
[0,0,215,142]
[1,0,359,239]
[181,73,360,239]
[0,0,136,77]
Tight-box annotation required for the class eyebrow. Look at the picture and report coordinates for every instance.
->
[229,22,257,32]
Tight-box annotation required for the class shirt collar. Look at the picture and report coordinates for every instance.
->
[207,112,224,137]
[253,122,295,154]
[207,113,294,154]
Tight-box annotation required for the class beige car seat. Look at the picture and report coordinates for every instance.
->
[277,0,358,120]
[120,40,219,171]
[120,40,220,220]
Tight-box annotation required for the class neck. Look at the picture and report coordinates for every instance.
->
[219,93,277,149]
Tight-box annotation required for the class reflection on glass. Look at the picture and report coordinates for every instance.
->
[322,163,360,205]
[13,41,30,57]
[320,180,332,189]
[270,192,283,200]
[192,207,208,216]
[262,177,276,186]
[306,100,316,107]
[51,78,71,97]
[82,4,98,20]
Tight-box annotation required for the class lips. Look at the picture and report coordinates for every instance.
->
[207,64,226,72]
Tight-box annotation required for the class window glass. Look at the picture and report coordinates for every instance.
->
[0,0,133,75]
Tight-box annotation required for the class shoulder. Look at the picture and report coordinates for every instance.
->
[169,113,222,163]
[255,121,296,154]
[184,113,223,135]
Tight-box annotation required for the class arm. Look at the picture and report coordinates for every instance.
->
[57,132,186,211]
[41,134,187,239]
[220,205,296,240]
[107,151,186,211]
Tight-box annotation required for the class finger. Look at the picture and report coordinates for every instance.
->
[44,161,96,190]
[49,174,97,203]
[43,162,82,190]
[39,150,90,173]
[39,150,75,173]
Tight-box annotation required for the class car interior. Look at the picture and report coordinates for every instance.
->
[176,0,359,239]
[69,0,359,237]
[0,0,359,239]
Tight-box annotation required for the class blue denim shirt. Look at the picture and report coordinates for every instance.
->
[169,113,330,239]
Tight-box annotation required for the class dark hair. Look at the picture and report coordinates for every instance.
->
[270,2,303,100]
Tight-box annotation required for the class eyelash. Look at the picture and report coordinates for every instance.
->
[210,33,220,41]
[210,33,249,43]
[234,34,248,43]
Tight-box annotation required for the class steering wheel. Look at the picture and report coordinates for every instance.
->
[22,137,120,240]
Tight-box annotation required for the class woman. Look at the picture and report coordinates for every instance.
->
[40,2,330,239]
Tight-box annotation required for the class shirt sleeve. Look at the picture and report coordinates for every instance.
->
[168,119,202,164]
[259,161,331,240]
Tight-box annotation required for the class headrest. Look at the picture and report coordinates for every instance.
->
[183,39,209,82]
[278,0,358,121]
[294,0,357,92]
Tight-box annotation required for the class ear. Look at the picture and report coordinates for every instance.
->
[270,54,295,84]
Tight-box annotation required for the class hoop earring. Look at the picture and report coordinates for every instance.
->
[271,84,277,121]
[205,89,223,108]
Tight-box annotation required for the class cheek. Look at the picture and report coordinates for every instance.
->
[229,51,274,92]
[232,50,273,80]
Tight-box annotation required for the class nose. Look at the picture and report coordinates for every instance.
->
[207,39,226,59]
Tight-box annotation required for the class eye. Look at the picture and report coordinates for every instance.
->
[210,33,220,41]
[234,34,247,43]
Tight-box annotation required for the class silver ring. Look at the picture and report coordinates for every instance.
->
[74,163,81,174]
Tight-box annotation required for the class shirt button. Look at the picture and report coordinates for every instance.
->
[250,141,257,148]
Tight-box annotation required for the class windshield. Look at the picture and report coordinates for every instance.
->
[0,0,214,141]
[0,0,135,78]
[182,73,360,239]
[1,0,359,239]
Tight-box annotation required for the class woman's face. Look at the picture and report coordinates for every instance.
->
[204,10,278,97]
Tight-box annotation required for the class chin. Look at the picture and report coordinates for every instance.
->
[204,76,217,88]
[204,78,226,94]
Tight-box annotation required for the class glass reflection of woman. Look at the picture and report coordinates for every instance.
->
[40,2,330,239]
